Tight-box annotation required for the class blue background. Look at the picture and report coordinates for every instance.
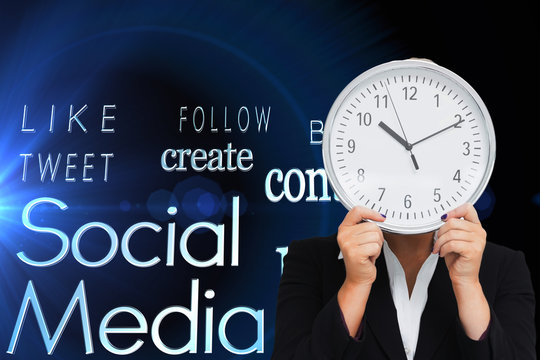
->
[0,0,537,358]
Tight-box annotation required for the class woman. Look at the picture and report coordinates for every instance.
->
[271,203,536,359]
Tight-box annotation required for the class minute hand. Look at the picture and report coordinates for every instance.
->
[410,119,465,147]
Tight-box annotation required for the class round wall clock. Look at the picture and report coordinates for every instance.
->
[322,59,496,234]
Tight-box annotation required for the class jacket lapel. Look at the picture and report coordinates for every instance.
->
[414,257,457,360]
[365,255,407,360]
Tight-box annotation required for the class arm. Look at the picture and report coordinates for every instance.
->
[435,204,536,359]
[271,207,385,359]
[452,250,536,359]
[271,238,355,360]
[473,250,535,359]
[336,207,385,337]
[337,281,371,339]
[435,204,491,340]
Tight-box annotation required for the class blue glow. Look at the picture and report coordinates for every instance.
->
[475,185,495,220]
[197,192,220,217]
[119,200,131,212]
[531,193,540,207]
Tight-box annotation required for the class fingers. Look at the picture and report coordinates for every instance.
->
[437,217,476,237]
[441,202,480,224]
[340,206,386,227]
[438,238,484,259]
[343,231,384,265]
[438,239,470,258]
[338,207,386,286]
[338,209,385,262]
[342,222,384,244]
[433,229,472,254]
[434,203,486,256]
[345,234,384,257]
[338,221,384,247]
[409,57,435,63]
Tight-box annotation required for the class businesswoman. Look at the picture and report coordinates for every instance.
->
[271,203,536,359]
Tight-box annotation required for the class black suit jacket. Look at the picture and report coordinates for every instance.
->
[271,233,536,359]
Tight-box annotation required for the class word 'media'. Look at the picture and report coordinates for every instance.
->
[9,279,263,356]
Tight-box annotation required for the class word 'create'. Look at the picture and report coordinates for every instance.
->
[161,143,253,172]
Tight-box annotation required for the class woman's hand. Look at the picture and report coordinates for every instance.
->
[337,206,386,337]
[433,202,486,286]
[433,202,490,340]
[338,206,386,287]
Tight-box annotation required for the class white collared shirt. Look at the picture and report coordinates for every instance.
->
[383,240,439,360]
[338,238,439,360]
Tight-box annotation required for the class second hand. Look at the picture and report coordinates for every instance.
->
[384,83,419,170]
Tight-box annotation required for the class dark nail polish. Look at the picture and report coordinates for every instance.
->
[441,214,447,220]
[380,213,387,218]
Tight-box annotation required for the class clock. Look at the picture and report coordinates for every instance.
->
[322,59,496,234]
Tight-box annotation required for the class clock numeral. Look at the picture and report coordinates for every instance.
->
[462,141,470,156]
[402,86,418,100]
[434,94,440,108]
[454,114,463,128]
[374,94,388,108]
[453,169,461,183]
[433,188,441,202]
[347,139,355,153]
[357,112,372,126]
[378,187,386,201]
[404,194,412,209]
[357,168,365,182]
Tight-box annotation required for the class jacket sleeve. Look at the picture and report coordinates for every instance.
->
[456,250,536,359]
[271,238,365,360]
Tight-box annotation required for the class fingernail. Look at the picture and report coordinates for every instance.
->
[380,213,387,218]
[440,214,447,220]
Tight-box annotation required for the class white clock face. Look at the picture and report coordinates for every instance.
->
[323,60,496,234]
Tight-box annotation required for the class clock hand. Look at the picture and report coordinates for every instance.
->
[411,118,466,147]
[384,82,420,170]
[384,83,410,143]
[378,121,412,150]
[410,153,419,170]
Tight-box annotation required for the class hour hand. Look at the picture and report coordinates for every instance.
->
[378,121,412,150]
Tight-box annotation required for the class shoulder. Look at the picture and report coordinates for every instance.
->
[483,240,520,256]
[481,241,533,293]
[284,233,341,271]
[282,234,345,297]
[288,233,340,257]
[482,241,528,269]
